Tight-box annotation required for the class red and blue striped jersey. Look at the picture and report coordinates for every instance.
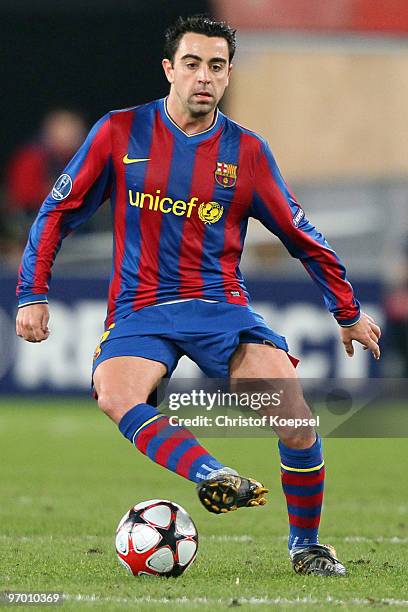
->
[17,97,360,328]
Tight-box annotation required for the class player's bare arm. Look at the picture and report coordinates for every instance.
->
[16,303,50,343]
[340,312,381,360]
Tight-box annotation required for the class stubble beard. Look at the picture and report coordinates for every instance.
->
[187,96,217,119]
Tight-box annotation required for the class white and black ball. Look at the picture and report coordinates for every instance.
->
[115,499,198,577]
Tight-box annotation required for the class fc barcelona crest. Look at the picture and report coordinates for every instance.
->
[215,161,238,188]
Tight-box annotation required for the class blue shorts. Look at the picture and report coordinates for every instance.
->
[92,300,290,379]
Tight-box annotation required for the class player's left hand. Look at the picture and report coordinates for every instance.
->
[340,312,381,360]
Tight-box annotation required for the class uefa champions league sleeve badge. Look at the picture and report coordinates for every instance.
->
[52,173,73,201]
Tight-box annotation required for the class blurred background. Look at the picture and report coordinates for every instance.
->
[1,0,408,396]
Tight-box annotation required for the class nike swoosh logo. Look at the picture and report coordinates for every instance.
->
[123,154,151,164]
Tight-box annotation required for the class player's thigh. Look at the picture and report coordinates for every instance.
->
[229,344,302,405]
[94,356,166,423]
[230,344,315,445]
[229,342,297,379]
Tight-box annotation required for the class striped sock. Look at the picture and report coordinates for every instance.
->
[278,436,325,550]
[118,403,225,483]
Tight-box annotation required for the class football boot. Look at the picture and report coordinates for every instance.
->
[290,543,346,576]
[196,468,268,514]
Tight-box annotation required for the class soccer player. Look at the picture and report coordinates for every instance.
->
[15,15,381,576]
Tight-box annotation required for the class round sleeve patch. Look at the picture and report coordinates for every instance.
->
[51,173,73,200]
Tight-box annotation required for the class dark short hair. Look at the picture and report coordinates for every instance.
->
[164,14,236,64]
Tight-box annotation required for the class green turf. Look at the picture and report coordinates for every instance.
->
[0,398,407,610]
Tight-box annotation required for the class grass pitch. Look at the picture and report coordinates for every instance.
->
[0,398,407,610]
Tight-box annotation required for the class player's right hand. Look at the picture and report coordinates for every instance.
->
[16,303,50,343]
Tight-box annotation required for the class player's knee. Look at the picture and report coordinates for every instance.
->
[97,391,141,422]
[279,428,316,449]
[97,392,119,417]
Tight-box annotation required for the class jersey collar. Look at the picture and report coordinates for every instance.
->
[159,97,225,143]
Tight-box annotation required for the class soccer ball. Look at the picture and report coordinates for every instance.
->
[115,499,198,577]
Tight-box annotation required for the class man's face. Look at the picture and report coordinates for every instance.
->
[163,32,232,118]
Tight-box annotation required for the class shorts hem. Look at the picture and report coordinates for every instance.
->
[92,353,173,377]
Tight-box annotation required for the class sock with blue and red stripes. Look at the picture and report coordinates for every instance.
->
[279,436,325,550]
[118,403,225,483]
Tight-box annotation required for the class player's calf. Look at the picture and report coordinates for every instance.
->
[117,402,228,482]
